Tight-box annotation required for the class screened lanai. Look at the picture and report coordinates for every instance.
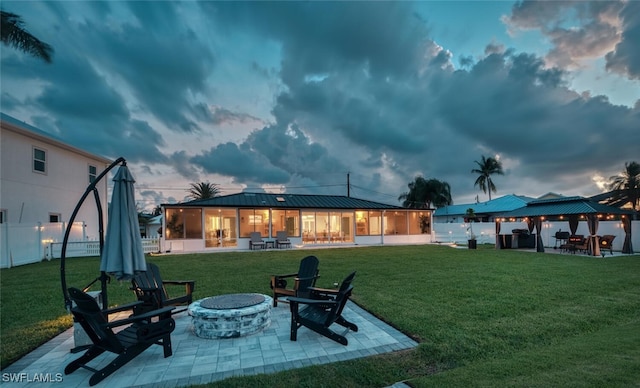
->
[161,192,433,252]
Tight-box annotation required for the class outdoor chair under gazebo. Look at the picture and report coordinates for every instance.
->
[498,196,634,256]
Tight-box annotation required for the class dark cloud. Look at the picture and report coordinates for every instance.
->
[605,1,640,80]
[168,151,199,181]
[139,190,171,210]
[32,56,128,120]
[1,49,168,163]
[431,49,639,198]
[2,1,638,207]
[198,1,638,202]
[191,142,290,184]
[206,2,429,84]
[0,91,20,111]
[77,5,215,133]
[246,123,347,181]
[209,106,261,126]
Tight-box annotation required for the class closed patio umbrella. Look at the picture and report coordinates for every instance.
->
[61,158,124,311]
[100,163,147,281]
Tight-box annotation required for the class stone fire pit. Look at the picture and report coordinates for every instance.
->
[188,293,272,339]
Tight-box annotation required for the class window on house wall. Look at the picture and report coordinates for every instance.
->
[49,213,61,223]
[369,211,382,235]
[341,212,354,242]
[33,147,46,173]
[286,210,301,237]
[0,209,6,223]
[165,209,184,239]
[165,208,202,239]
[184,209,203,238]
[384,211,407,235]
[356,211,368,236]
[408,211,421,234]
[356,211,385,236]
[204,208,237,248]
[270,209,300,237]
[329,212,342,241]
[89,165,97,183]
[315,212,329,242]
[408,211,430,234]
[239,209,269,237]
[302,211,316,242]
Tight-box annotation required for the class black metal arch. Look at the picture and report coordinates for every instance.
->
[60,157,126,312]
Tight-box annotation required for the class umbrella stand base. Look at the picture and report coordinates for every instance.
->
[71,291,102,352]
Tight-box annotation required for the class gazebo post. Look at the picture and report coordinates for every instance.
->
[621,216,633,254]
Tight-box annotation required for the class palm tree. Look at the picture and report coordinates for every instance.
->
[472,155,504,201]
[186,182,220,200]
[1,11,53,63]
[607,161,640,212]
[398,176,452,209]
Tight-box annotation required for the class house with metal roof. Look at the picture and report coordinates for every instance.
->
[161,192,433,252]
[433,194,534,223]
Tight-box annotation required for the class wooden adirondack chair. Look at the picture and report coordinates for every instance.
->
[289,271,358,345]
[131,262,195,314]
[65,287,175,386]
[270,255,319,307]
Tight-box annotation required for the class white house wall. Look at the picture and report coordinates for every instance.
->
[1,119,112,268]
[1,121,111,239]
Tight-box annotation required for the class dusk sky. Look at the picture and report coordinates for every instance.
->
[2,1,639,210]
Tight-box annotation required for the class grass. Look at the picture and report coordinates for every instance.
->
[1,244,639,387]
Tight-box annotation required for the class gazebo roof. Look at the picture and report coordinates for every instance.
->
[433,194,533,217]
[501,196,633,218]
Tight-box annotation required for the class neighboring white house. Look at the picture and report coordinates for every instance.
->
[1,113,112,267]
[142,214,162,238]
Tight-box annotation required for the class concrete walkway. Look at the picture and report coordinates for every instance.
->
[3,301,418,387]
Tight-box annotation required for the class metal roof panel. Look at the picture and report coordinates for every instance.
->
[433,194,533,217]
[502,197,632,217]
[165,192,405,210]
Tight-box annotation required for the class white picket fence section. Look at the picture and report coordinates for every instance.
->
[0,221,160,268]
[47,238,160,260]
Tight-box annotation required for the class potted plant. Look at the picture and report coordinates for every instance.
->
[465,208,477,249]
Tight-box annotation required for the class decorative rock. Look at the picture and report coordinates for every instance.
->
[188,294,272,339]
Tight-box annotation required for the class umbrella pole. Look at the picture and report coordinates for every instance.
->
[100,271,109,309]
[93,187,108,309]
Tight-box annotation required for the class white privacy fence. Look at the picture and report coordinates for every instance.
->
[0,222,160,268]
[2,220,636,268]
[432,220,639,252]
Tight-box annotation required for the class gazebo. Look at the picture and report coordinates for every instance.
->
[498,196,634,255]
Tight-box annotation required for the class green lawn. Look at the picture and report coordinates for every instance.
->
[1,245,639,387]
